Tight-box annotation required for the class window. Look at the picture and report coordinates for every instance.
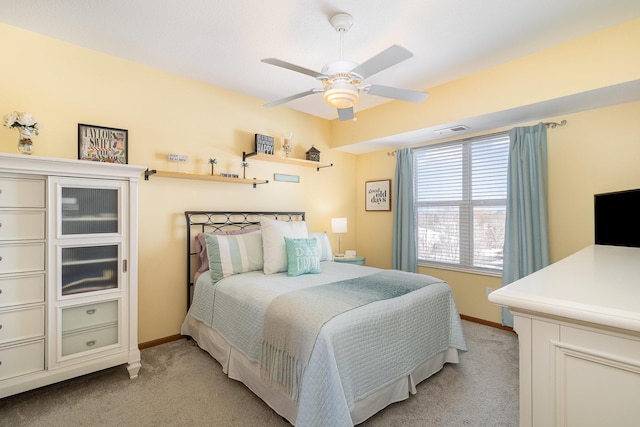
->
[414,133,509,274]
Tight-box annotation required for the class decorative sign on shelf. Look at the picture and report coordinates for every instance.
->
[255,134,275,155]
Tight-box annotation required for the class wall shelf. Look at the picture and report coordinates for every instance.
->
[144,170,268,188]
[242,152,333,171]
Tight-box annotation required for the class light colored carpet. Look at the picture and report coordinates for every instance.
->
[0,320,518,426]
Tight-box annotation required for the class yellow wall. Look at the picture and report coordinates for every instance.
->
[2,18,640,337]
[0,24,358,342]
[356,102,640,324]
[332,18,640,148]
[349,19,640,325]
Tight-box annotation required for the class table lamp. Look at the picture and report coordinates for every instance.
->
[331,217,347,257]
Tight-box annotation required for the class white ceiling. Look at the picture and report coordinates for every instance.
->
[2,0,640,149]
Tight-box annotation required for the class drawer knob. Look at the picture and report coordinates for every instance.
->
[86,340,96,347]
[0,324,2,329]
[86,309,96,315]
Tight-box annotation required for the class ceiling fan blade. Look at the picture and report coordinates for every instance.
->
[367,84,428,103]
[350,45,414,79]
[264,89,319,108]
[337,107,354,121]
[261,58,326,79]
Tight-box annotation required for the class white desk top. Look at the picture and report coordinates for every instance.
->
[489,245,640,333]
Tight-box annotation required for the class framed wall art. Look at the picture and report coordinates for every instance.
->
[274,173,300,183]
[78,124,128,164]
[365,179,391,211]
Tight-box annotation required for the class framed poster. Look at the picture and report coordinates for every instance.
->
[78,124,128,164]
[365,179,391,211]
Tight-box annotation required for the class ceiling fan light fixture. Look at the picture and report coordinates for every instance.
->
[324,83,359,109]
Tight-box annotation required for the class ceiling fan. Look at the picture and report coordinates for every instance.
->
[262,13,428,121]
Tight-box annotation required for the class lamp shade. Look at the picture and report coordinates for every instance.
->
[324,83,359,109]
[331,217,348,234]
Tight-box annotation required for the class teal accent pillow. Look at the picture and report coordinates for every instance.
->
[284,237,321,277]
[204,231,263,282]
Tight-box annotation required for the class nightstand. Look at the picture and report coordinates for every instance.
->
[333,255,366,266]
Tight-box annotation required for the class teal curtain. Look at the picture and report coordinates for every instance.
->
[392,148,417,272]
[502,123,551,327]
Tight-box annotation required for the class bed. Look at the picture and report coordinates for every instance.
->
[180,211,467,426]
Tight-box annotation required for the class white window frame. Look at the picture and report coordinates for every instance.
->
[414,132,509,276]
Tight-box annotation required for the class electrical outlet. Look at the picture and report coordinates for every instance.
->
[168,153,188,162]
[485,287,493,297]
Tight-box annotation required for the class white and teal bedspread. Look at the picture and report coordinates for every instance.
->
[187,262,467,426]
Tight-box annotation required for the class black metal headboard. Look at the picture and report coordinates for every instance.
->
[184,211,305,310]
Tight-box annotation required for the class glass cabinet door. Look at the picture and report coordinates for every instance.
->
[55,181,126,298]
[61,187,118,235]
[49,177,130,366]
[61,245,119,296]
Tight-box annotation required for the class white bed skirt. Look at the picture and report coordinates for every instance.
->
[181,314,460,426]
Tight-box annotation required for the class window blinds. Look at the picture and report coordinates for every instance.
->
[414,133,509,272]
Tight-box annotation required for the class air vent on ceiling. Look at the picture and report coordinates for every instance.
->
[434,125,470,134]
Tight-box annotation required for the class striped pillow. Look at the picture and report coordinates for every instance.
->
[204,231,263,282]
[195,228,259,273]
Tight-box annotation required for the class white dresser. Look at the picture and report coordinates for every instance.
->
[489,245,640,427]
[0,153,145,398]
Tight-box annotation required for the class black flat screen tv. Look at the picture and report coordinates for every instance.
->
[594,188,640,247]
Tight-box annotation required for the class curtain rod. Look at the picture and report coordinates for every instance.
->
[544,120,567,128]
[387,120,568,156]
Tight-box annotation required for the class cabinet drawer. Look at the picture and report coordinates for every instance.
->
[0,178,45,208]
[62,324,118,357]
[0,243,45,274]
[62,300,118,332]
[0,274,45,308]
[0,340,45,381]
[0,306,45,345]
[0,211,45,241]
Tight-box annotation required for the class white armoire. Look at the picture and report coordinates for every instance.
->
[0,153,145,398]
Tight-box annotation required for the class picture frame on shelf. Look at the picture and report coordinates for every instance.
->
[365,179,391,211]
[78,124,128,164]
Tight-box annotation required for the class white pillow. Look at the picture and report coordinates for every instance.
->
[309,232,333,262]
[260,216,308,274]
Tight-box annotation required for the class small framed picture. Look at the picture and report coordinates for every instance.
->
[274,173,300,183]
[365,179,391,211]
[78,124,128,164]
